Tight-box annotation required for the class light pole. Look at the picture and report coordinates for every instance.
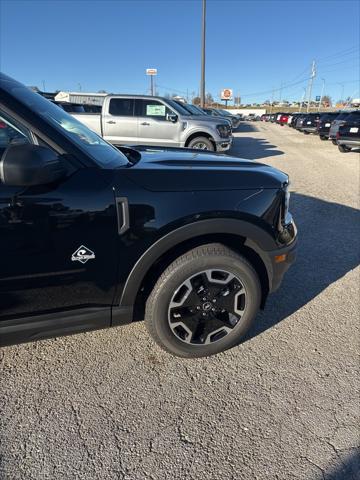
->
[318,78,325,112]
[200,0,206,108]
[307,60,316,113]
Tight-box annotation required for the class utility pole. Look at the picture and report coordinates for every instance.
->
[150,76,154,96]
[318,78,325,112]
[200,0,206,107]
[307,60,316,113]
[42,80,46,92]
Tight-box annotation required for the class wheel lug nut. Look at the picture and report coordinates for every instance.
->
[212,299,217,303]
[196,306,201,310]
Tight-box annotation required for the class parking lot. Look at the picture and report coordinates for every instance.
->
[0,122,359,480]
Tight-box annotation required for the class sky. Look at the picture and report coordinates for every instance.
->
[0,0,359,104]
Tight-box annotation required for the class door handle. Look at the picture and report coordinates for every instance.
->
[106,120,116,124]
[141,122,150,126]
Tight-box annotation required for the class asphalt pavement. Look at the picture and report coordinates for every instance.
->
[1,122,359,480]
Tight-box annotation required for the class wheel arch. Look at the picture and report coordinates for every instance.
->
[184,131,215,149]
[118,219,275,321]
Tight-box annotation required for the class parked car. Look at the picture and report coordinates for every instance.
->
[214,109,241,129]
[69,94,232,152]
[299,113,321,134]
[202,108,239,130]
[328,111,352,145]
[316,112,340,140]
[278,114,289,126]
[0,73,297,357]
[171,101,232,130]
[295,114,307,130]
[336,110,360,152]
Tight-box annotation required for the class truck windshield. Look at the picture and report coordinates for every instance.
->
[3,79,129,168]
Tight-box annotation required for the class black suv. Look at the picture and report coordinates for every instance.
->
[317,112,340,140]
[336,110,360,152]
[0,74,297,358]
[300,113,321,134]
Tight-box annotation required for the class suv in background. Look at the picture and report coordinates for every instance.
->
[300,113,321,134]
[336,110,360,152]
[329,111,352,145]
[317,112,339,140]
[172,101,233,129]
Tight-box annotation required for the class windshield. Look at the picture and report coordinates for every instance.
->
[183,104,203,115]
[165,99,190,116]
[217,109,231,116]
[3,78,129,168]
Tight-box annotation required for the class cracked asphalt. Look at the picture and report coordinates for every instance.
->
[1,122,359,480]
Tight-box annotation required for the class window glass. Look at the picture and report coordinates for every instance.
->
[0,112,30,149]
[109,98,134,116]
[136,100,173,121]
[346,111,360,122]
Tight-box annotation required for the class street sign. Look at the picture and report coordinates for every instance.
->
[221,88,233,100]
[146,68,157,76]
[316,96,321,101]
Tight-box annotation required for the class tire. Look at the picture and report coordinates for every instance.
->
[145,243,261,358]
[303,131,310,135]
[338,144,351,153]
[187,136,215,151]
[332,139,338,145]
[319,135,327,141]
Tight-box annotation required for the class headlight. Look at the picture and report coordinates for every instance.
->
[216,124,230,138]
[283,183,291,224]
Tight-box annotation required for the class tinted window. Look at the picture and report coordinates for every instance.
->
[336,112,350,120]
[109,98,134,116]
[136,99,173,121]
[345,111,360,122]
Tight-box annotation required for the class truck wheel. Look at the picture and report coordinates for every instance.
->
[145,243,261,358]
[319,135,327,141]
[338,144,351,153]
[332,139,338,145]
[188,137,214,151]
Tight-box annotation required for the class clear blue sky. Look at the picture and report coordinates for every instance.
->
[1,0,359,103]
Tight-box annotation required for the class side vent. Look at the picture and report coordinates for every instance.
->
[115,197,130,235]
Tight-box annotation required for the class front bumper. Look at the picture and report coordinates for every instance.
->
[216,137,233,152]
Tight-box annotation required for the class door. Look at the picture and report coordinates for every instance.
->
[0,111,120,322]
[102,97,138,145]
[136,99,182,147]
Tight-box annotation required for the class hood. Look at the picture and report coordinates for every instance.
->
[123,147,288,192]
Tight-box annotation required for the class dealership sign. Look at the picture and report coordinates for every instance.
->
[221,88,233,100]
[146,68,157,75]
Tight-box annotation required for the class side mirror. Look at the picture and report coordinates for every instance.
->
[167,113,178,123]
[0,144,66,187]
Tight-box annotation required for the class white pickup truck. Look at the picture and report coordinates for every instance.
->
[66,94,233,152]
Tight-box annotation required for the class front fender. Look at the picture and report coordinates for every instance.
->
[119,218,276,308]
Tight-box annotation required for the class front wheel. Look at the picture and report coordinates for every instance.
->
[319,135,327,141]
[145,244,261,358]
[187,136,215,151]
[332,139,338,145]
[338,144,351,153]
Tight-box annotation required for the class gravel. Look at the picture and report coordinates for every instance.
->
[1,122,359,480]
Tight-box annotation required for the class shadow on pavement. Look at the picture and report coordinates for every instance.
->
[324,450,360,480]
[230,136,284,160]
[234,122,260,133]
[245,192,360,341]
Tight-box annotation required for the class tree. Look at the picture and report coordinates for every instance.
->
[192,96,201,105]
[321,95,332,106]
[205,92,214,104]
[234,95,241,105]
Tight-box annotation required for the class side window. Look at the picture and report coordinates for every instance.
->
[109,98,134,116]
[0,113,31,156]
[136,100,173,121]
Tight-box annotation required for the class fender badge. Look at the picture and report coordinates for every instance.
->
[71,245,95,264]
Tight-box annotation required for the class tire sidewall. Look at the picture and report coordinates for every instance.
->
[188,137,214,151]
[149,253,261,357]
